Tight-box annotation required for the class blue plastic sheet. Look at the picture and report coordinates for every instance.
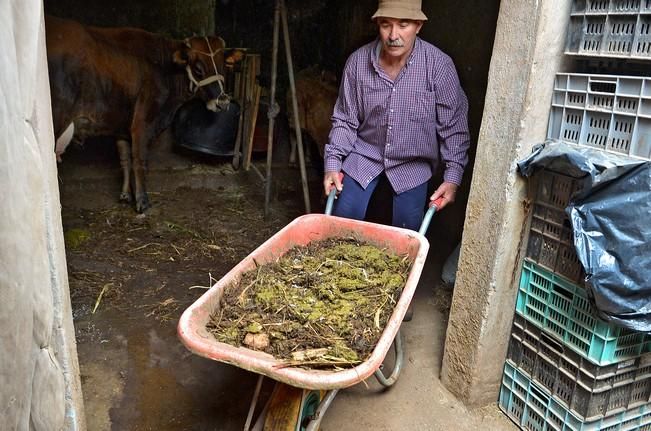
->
[518,141,651,331]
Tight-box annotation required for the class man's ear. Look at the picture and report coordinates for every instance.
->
[173,48,189,66]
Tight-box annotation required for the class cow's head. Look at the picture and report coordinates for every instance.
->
[173,36,228,112]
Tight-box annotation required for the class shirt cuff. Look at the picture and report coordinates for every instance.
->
[443,167,464,186]
[324,156,343,173]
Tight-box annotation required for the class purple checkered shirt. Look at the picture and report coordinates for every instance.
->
[324,37,470,193]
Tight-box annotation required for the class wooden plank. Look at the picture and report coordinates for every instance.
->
[262,383,303,431]
[244,83,262,170]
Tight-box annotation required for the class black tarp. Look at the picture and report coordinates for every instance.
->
[518,140,651,331]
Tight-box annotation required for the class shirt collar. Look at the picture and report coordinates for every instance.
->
[371,37,421,71]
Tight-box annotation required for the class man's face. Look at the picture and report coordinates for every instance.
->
[377,17,423,59]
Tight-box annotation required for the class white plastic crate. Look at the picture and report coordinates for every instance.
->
[547,73,651,160]
[565,0,651,60]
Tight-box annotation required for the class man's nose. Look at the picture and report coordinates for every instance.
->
[389,26,398,39]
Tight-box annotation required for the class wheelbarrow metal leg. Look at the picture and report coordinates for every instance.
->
[305,389,338,431]
[244,375,265,431]
[374,329,404,387]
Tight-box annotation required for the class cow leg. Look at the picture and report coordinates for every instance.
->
[130,129,151,213]
[116,139,132,203]
[131,91,167,212]
[289,133,297,165]
[131,148,149,213]
[55,122,75,162]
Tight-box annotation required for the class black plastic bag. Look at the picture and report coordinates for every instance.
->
[518,141,651,331]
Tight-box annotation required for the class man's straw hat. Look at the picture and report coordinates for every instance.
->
[372,0,428,21]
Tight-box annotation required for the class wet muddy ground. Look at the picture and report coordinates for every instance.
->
[59,140,321,430]
[57,140,514,430]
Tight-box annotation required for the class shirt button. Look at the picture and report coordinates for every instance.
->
[390,109,394,113]
[388,126,392,130]
[392,88,396,92]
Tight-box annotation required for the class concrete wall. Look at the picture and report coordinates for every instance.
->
[0,1,85,429]
[440,0,573,406]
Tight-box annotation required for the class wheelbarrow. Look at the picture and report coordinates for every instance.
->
[178,190,444,430]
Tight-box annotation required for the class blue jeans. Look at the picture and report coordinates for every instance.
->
[333,173,428,231]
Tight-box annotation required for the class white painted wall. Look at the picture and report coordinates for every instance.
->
[0,1,85,429]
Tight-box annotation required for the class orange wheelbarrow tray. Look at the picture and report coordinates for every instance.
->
[177,212,431,391]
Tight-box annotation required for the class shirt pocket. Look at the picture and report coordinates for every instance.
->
[409,90,437,122]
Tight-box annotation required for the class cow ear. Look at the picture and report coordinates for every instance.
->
[173,49,189,66]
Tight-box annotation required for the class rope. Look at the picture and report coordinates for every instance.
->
[184,37,230,109]
[267,101,280,120]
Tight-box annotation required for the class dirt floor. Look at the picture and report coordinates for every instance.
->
[57,138,515,430]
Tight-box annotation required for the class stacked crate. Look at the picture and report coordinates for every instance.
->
[547,73,651,160]
[565,0,651,62]
[499,169,651,430]
[500,2,651,428]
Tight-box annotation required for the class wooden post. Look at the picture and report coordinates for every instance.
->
[244,83,262,170]
[280,0,311,214]
[264,0,281,219]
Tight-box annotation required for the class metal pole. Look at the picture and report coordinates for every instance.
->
[264,0,281,219]
[231,55,248,170]
[243,375,264,431]
[280,0,311,213]
[305,390,339,431]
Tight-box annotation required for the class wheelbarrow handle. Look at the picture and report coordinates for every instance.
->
[419,197,444,236]
[326,185,444,236]
[325,188,337,216]
[324,172,345,216]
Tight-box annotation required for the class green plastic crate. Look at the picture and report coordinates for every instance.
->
[499,360,651,431]
[516,259,651,366]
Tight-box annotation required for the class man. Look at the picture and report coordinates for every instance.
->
[323,0,470,232]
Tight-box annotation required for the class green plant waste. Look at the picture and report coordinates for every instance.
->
[207,238,412,369]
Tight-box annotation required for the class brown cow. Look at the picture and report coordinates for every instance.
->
[287,66,338,168]
[46,15,228,212]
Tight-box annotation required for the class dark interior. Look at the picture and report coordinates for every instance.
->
[45,0,501,254]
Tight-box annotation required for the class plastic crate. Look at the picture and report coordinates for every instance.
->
[525,169,585,284]
[547,73,651,160]
[533,169,583,211]
[565,0,651,60]
[508,313,651,420]
[499,360,651,431]
[526,203,585,284]
[516,259,651,366]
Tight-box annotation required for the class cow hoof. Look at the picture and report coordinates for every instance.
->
[119,192,132,203]
[136,194,150,213]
